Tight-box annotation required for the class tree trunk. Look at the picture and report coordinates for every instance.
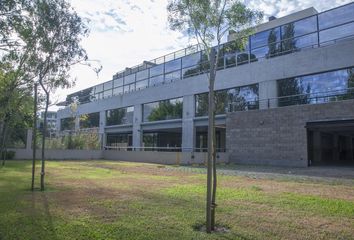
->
[206,48,216,233]
[1,122,8,166]
[211,111,217,230]
[40,84,49,191]
[210,48,218,231]
[31,83,38,191]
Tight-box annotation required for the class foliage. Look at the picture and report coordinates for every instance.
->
[167,0,263,232]
[79,113,100,129]
[43,132,101,150]
[0,150,15,160]
[148,100,183,122]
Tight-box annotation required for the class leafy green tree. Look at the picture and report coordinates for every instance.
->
[167,0,262,232]
[26,0,91,191]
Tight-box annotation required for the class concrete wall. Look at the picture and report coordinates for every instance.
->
[10,148,228,165]
[104,150,229,165]
[226,99,354,167]
[58,40,354,120]
[12,149,103,160]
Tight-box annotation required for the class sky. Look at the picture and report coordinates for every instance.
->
[52,0,353,110]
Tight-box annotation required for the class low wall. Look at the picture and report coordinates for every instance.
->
[104,150,229,165]
[11,149,103,160]
[226,99,354,167]
[10,148,229,165]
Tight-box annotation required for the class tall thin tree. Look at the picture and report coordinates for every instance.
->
[167,0,262,232]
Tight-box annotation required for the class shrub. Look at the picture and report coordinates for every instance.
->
[0,150,16,160]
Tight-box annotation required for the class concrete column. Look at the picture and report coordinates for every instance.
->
[75,116,80,131]
[132,104,142,149]
[345,136,353,162]
[99,111,106,148]
[333,134,339,163]
[259,80,278,109]
[56,117,61,134]
[182,95,195,152]
[26,129,33,150]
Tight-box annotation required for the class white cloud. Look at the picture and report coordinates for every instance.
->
[245,0,353,18]
[51,0,353,109]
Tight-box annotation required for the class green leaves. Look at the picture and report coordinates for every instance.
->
[167,0,263,48]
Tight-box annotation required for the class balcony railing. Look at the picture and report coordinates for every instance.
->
[229,88,354,113]
[62,2,354,108]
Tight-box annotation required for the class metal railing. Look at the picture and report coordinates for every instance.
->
[104,146,226,152]
[61,2,354,108]
[229,87,354,112]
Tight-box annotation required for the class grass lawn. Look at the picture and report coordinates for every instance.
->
[0,161,353,240]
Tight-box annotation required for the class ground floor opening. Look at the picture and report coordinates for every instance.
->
[142,128,182,151]
[195,125,226,152]
[307,119,354,166]
[106,132,132,150]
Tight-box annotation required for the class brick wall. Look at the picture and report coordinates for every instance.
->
[226,99,354,167]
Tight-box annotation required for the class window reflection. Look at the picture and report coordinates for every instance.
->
[79,112,99,129]
[150,75,164,86]
[319,3,354,30]
[124,74,135,85]
[165,70,181,83]
[182,52,201,68]
[113,87,123,96]
[320,22,354,45]
[104,81,113,90]
[136,80,148,90]
[106,107,134,126]
[150,64,164,77]
[64,2,354,107]
[195,84,259,116]
[251,27,280,49]
[278,68,354,106]
[113,78,123,87]
[143,98,183,122]
[282,16,317,38]
[136,69,149,81]
[61,117,75,131]
[165,59,181,73]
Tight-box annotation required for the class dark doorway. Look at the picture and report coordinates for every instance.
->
[142,128,182,151]
[307,119,354,166]
[195,125,226,152]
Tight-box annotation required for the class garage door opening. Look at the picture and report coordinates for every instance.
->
[307,119,354,166]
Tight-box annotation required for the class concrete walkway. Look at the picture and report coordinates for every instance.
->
[166,164,354,185]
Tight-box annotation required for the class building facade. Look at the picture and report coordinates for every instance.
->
[39,111,57,137]
[57,3,354,167]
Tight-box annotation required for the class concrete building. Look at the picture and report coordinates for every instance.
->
[57,3,354,167]
[39,111,57,137]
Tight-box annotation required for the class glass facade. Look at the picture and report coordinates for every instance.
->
[277,68,354,106]
[106,132,132,149]
[195,126,226,152]
[79,112,100,129]
[64,2,354,107]
[143,98,183,122]
[195,84,259,116]
[60,117,75,131]
[143,129,182,151]
[106,106,134,126]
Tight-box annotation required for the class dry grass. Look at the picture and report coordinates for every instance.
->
[0,160,353,240]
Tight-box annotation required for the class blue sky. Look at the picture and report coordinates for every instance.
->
[53,0,353,107]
